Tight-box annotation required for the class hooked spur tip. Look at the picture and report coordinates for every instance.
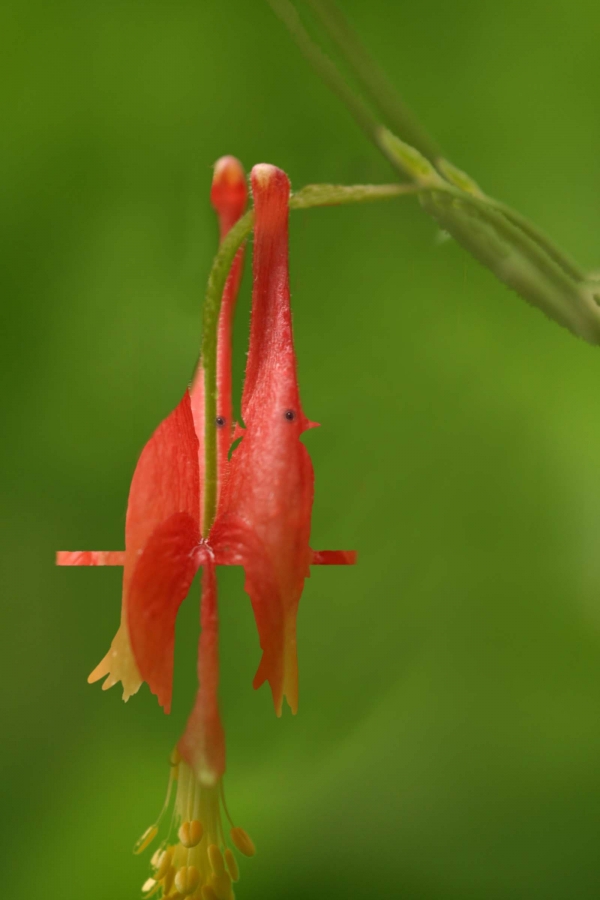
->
[212,155,245,188]
[251,164,291,230]
[251,163,290,197]
[251,163,280,187]
[211,156,247,212]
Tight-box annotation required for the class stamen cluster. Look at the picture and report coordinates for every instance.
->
[137,753,255,900]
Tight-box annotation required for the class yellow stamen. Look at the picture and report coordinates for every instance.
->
[163,865,176,895]
[201,887,219,900]
[230,827,255,857]
[207,844,225,877]
[137,756,254,899]
[174,865,201,896]
[179,819,204,848]
[224,849,239,882]
[154,846,173,880]
[134,825,158,855]
[211,872,233,900]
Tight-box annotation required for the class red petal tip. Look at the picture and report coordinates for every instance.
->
[211,156,247,216]
[251,163,289,193]
[250,165,290,234]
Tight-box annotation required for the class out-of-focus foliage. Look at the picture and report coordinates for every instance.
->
[2,2,600,898]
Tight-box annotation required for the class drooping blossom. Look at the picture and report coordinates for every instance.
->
[57,156,356,900]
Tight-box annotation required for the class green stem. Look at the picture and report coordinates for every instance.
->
[303,2,587,283]
[375,128,600,342]
[266,0,385,150]
[269,4,598,343]
[201,209,254,537]
[305,0,441,164]
[200,182,418,536]
[290,181,418,209]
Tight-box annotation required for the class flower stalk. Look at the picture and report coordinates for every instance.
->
[268,0,600,352]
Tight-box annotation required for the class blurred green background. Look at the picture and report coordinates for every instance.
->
[3,1,600,897]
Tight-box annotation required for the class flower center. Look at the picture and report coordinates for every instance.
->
[135,750,255,900]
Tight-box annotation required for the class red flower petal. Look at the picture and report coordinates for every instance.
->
[124,390,200,710]
[127,512,200,713]
[177,549,225,785]
[216,164,314,716]
[56,551,126,566]
[125,390,199,581]
[310,550,357,565]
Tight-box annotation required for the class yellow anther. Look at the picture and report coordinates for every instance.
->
[134,825,159,855]
[230,827,255,857]
[154,846,173,880]
[174,865,201,896]
[178,819,204,848]
[207,844,225,877]
[224,849,239,882]
[141,878,163,899]
[211,872,233,900]
[201,887,219,900]
[163,865,176,895]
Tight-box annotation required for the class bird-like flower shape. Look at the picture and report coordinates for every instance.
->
[58,158,355,900]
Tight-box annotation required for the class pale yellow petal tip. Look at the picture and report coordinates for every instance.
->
[87,657,108,684]
[252,163,279,188]
[88,626,142,699]
[213,156,245,188]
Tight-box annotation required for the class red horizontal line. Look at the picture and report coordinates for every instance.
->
[56,549,357,567]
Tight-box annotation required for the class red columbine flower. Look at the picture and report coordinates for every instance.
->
[129,162,315,899]
[58,155,356,899]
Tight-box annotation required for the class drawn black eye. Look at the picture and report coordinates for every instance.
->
[216,416,226,428]
[284,409,296,421]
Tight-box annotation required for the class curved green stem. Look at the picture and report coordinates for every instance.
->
[201,209,254,537]
[266,0,386,151]
[290,181,418,209]
[270,1,599,341]
[305,0,441,164]
[199,181,418,536]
